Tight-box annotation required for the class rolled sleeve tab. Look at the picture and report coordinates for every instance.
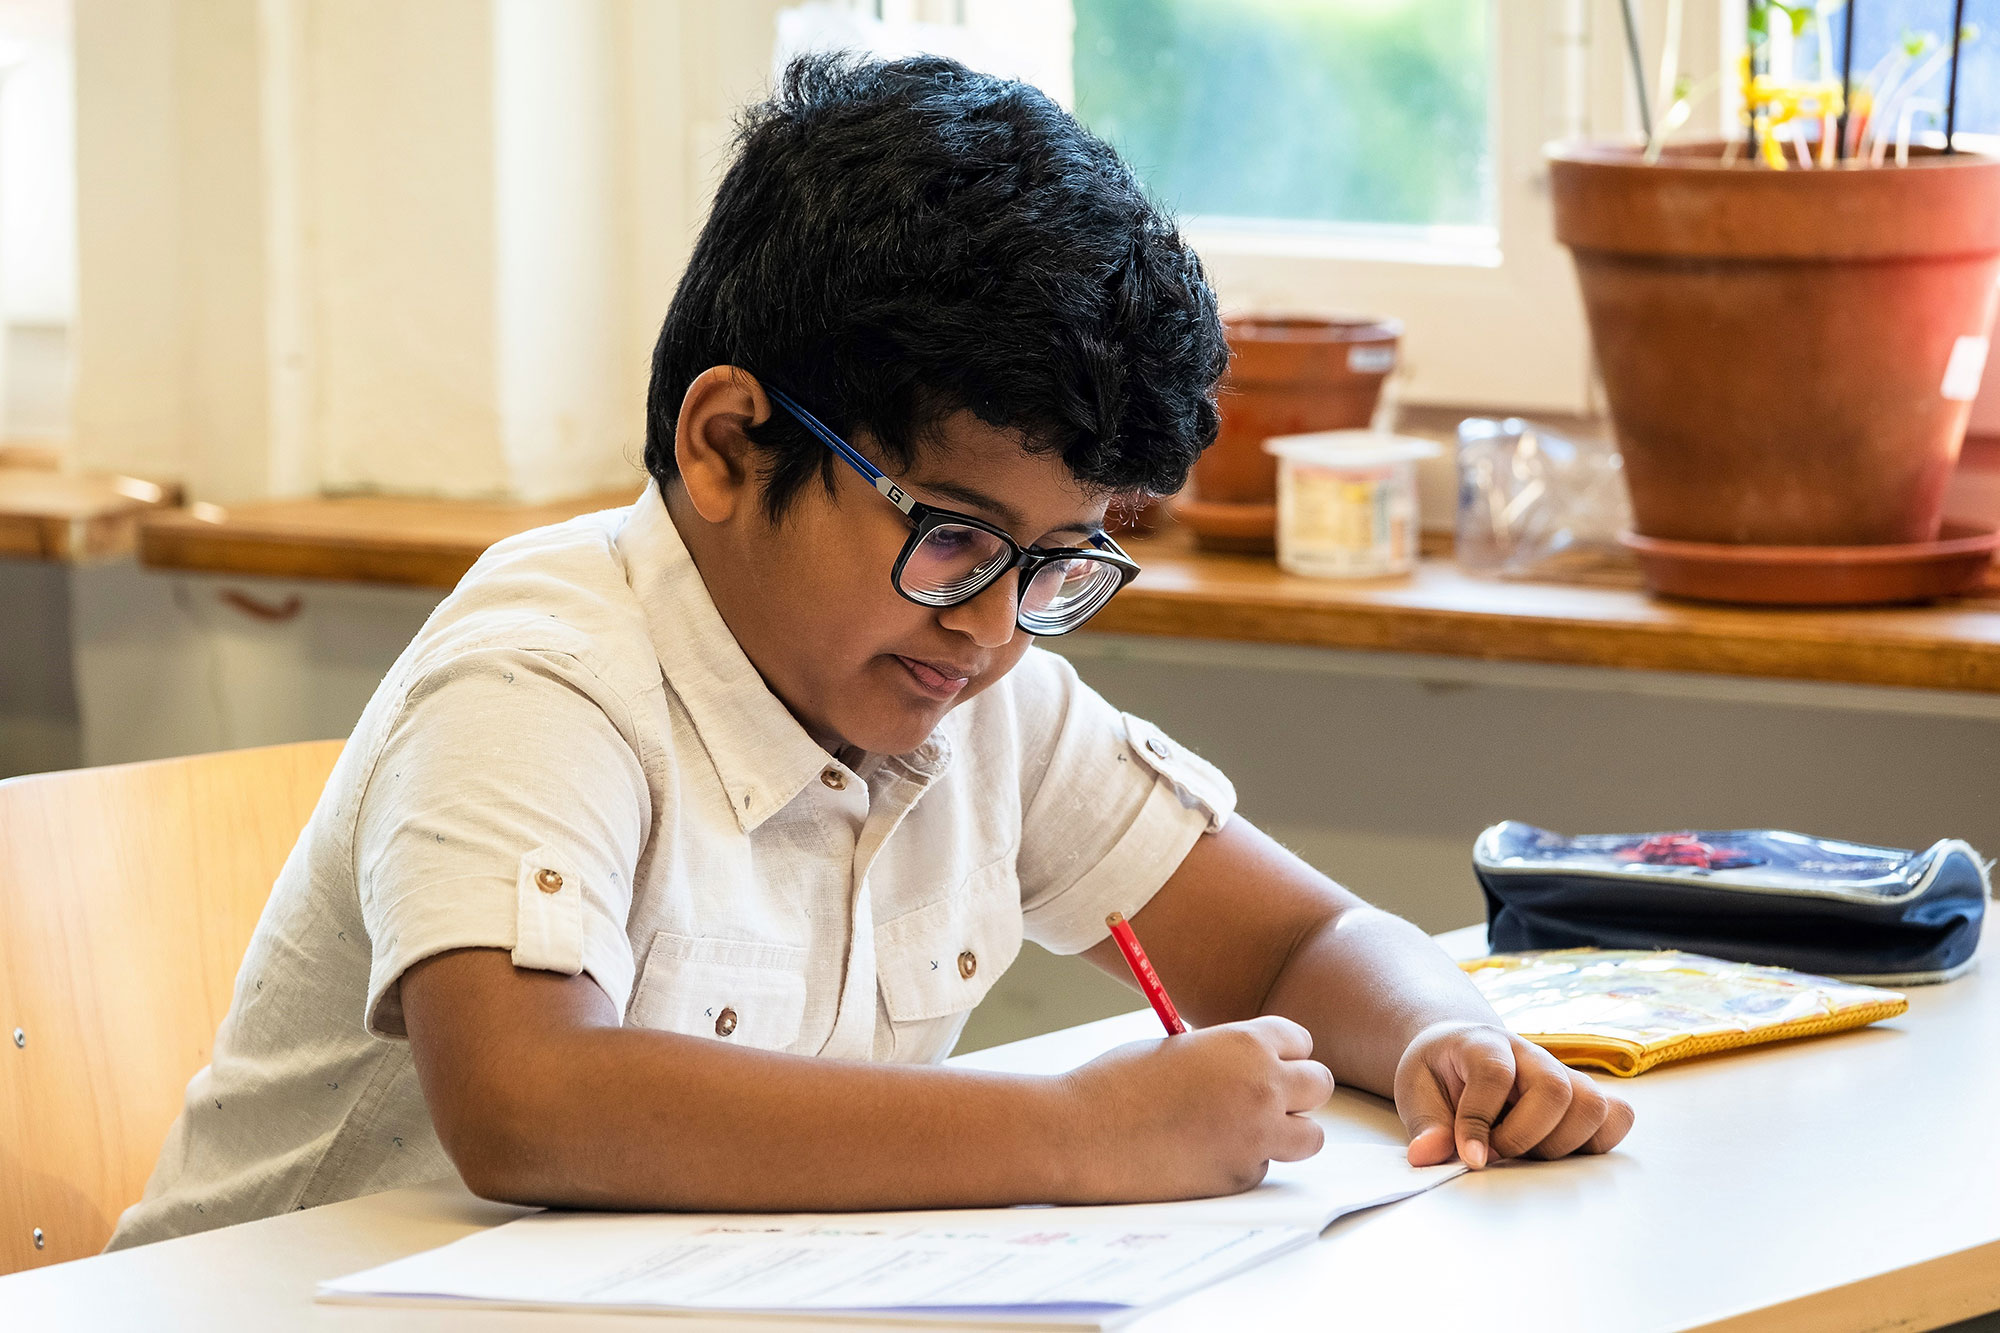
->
[1121,713,1235,833]
[1021,712,1241,957]
[513,847,586,975]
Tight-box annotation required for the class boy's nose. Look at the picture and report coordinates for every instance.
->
[937,573,1020,649]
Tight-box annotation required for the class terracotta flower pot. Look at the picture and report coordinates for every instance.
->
[1549,141,2000,547]
[1173,315,1401,553]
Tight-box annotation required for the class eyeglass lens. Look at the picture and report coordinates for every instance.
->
[899,523,1119,629]
[1021,556,1115,621]
[899,524,1016,603]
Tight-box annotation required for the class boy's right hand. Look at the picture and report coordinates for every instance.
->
[1059,1015,1335,1202]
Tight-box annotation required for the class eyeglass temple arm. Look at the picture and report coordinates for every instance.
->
[1089,532,1133,561]
[769,382,1135,565]
[762,384,918,517]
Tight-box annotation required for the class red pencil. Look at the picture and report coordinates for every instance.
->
[1106,911,1187,1035]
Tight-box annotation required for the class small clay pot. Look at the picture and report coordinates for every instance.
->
[1175,315,1401,553]
[1550,140,2000,548]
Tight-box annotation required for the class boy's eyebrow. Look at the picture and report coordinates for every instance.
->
[915,479,1101,540]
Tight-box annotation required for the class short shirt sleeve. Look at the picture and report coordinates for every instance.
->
[1011,651,1237,955]
[354,646,652,1039]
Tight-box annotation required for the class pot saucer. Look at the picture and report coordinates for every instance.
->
[1620,520,2000,606]
[1167,496,1277,554]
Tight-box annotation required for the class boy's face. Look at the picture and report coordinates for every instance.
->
[682,395,1111,756]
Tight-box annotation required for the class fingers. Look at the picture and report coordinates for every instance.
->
[1583,1093,1636,1155]
[1450,1035,1518,1169]
[1280,1057,1336,1112]
[1394,1028,1638,1171]
[1268,1109,1326,1162]
[1405,1122,1456,1167]
[1520,1074,1608,1160]
[1498,1042,1634,1162]
[1489,1057,1574,1160]
[1397,1063,1460,1167]
[1241,1013,1315,1061]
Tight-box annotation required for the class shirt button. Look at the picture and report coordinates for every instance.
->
[534,868,563,894]
[821,767,846,791]
[1145,737,1170,760]
[715,1007,738,1037]
[958,950,977,980]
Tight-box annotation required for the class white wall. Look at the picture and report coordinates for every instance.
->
[0,0,74,443]
[69,0,787,502]
[0,0,74,327]
[304,0,506,499]
[493,0,635,501]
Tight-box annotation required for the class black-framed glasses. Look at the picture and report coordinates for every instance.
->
[763,384,1139,636]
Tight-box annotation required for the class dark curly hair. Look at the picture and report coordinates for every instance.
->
[644,52,1228,523]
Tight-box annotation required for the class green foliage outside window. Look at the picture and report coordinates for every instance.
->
[1071,0,1493,229]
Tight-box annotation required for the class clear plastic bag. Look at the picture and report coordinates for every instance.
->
[1454,417,1632,580]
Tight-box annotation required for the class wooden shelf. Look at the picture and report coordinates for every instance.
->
[0,467,180,562]
[139,490,639,588]
[1100,526,2000,693]
[135,492,2000,694]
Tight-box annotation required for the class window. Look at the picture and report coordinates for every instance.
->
[1049,0,1613,409]
[1842,1,1997,137]
[1072,0,1494,242]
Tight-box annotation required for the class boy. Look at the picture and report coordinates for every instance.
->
[110,53,1629,1247]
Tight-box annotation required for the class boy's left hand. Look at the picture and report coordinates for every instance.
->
[1394,1020,1634,1169]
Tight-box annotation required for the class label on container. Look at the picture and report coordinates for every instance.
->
[1942,334,1989,402]
[1347,344,1397,375]
[1277,463,1414,578]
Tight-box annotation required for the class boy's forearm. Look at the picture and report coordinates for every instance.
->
[452,1025,1085,1213]
[1259,905,1499,1098]
[1098,820,1500,1100]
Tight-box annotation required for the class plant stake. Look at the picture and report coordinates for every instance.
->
[1621,0,1655,139]
[1836,0,1855,158]
[1946,0,1966,153]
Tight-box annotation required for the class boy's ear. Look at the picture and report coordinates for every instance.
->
[673,366,773,524]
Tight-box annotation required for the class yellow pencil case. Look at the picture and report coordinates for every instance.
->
[1460,949,1909,1076]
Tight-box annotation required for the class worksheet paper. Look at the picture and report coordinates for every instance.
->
[318,1144,1463,1327]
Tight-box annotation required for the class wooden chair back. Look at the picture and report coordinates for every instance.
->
[0,740,343,1272]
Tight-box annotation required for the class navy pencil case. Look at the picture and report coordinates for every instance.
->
[1475,822,1991,985]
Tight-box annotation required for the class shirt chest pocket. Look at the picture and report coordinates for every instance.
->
[874,858,1023,1061]
[628,932,809,1053]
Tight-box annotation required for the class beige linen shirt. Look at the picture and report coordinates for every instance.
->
[109,484,1234,1250]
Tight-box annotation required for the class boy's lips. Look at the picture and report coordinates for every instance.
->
[894,654,974,699]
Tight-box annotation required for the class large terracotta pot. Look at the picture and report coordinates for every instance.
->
[1173,315,1400,553]
[1550,141,2000,547]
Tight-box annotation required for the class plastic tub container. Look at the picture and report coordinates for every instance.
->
[1263,430,1442,578]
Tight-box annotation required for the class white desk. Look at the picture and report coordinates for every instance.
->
[5,925,1997,1331]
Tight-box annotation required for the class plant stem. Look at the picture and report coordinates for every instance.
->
[1657,0,1684,134]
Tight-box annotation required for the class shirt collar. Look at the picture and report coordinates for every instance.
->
[617,482,838,832]
[616,482,953,833]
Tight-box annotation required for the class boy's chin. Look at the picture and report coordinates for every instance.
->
[837,697,951,758]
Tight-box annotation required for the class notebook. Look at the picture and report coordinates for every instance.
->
[318,1142,1463,1327]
